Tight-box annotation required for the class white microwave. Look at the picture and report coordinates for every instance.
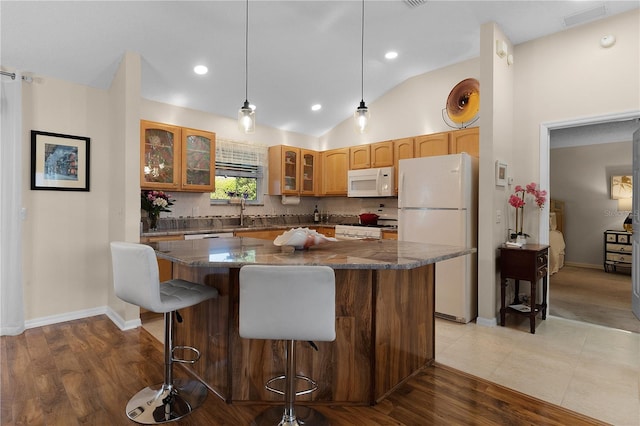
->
[347,167,395,197]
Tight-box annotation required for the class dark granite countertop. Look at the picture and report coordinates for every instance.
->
[149,237,473,270]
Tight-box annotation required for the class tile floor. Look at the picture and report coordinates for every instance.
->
[143,315,640,425]
[435,316,640,426]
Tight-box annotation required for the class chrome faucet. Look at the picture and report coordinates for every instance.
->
[240,197,246,227]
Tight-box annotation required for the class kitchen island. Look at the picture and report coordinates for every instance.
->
[150,237,474,405]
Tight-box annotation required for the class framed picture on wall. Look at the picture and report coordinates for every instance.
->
[495,161,507,187]
[611,175,632,200]
[31,130,90,191]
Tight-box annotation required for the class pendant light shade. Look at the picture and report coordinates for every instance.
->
[238,100,255,133]
[354,100,370,134]
[238,0,255,134]
[354,0,369,134]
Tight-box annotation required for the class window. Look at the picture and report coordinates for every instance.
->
[211,139,267,205]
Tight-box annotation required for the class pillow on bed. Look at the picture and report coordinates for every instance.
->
[549,212,558,231]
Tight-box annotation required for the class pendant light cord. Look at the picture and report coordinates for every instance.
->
[244,0,249,102]
[360,0,365,103]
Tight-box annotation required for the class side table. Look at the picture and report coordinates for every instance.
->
[499,244,549,334]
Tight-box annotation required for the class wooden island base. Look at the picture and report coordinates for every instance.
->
[172,264,435,405]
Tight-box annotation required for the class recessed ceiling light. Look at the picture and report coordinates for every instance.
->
[311,104,322,111]
[193,65,208,75]
[385,51,398,60]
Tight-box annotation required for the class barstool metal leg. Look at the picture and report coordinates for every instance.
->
[282,339,297,424]
[125,311,208,424]
[252,341,330,426]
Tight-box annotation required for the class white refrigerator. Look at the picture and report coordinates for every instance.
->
[398,153,478,323]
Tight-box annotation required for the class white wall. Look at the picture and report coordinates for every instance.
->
[514,10,640,240]
[477,22,514,324]
[21,76,112,322]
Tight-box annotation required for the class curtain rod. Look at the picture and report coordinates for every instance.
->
[1,71,31,81]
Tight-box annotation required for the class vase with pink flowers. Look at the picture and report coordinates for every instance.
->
[141,190,175,230]
[508,182,547,243]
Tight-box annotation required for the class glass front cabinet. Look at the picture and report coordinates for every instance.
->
[268,145,319,196]
[140,120,215,192]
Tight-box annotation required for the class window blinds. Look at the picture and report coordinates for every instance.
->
[215,138,267,176]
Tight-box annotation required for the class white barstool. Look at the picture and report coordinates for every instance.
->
[110,241,218,424]
[239,265,336,426]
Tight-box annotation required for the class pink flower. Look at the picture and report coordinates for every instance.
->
[509,194,525,208]
[514,185,524,192]
[525,182,537,194]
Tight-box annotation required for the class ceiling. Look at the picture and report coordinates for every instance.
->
[2,1,638,137]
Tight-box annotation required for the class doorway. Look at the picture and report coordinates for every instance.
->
[540,111,640,332]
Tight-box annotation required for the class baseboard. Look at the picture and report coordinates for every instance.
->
[25,306,108,329]
[564,262,604,270]
[24,306,141,331]
[105,307,142,331]
[475,316,498,327]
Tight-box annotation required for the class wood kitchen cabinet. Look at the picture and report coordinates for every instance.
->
[268,145,320,196]
[350,145,370,169]
[393,137,414,193]
[414,131,450,158]
[234,229,284,240]
[370,141,394,168]
[322,148,349,196]
[349,141,393,170]
[300,149,320,195]
[317,226,335,238]
[414,128,479,159]
[140,120,215,192]
[450,127,479,157]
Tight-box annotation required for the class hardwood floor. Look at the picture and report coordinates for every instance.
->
[1,315,606,425]
[550,265,638,333]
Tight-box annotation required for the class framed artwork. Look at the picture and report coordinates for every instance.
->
[495,160,507,187]
[611,175,632,200]
[31,130,90,191]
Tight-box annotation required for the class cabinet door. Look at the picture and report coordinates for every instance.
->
[268,145,301,195]
[181,128,215,192]
[322,148,349,195]
[393,137,414,193]
[450,127,479,157]
[370,141,393,168]
[300,149,318,196]
[282,147,300,194]
[414,132,450,158]
[141,120,181,190]
[234,229,283,240]
[350,145,370,169]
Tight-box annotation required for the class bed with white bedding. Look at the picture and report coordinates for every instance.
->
[549,199,566,275]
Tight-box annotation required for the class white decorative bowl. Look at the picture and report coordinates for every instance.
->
[273,227,337,250]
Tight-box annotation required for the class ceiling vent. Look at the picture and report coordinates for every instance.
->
[563,4,607,27]
[403,0,427,8]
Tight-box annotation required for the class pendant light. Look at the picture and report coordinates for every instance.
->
[354,0,370,134]
[238,0,255,133]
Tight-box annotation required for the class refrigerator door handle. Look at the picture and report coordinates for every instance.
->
[398,171,404,208]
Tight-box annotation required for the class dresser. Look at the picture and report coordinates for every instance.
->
[604,230,632,273]
[499,244,549,334]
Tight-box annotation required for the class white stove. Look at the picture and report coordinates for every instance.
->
[334,205,398,240]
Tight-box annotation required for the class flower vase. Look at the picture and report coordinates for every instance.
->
[148,212,158,231]
[516,235,527,245]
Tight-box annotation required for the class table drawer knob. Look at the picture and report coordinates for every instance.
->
[537,267,547,278]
